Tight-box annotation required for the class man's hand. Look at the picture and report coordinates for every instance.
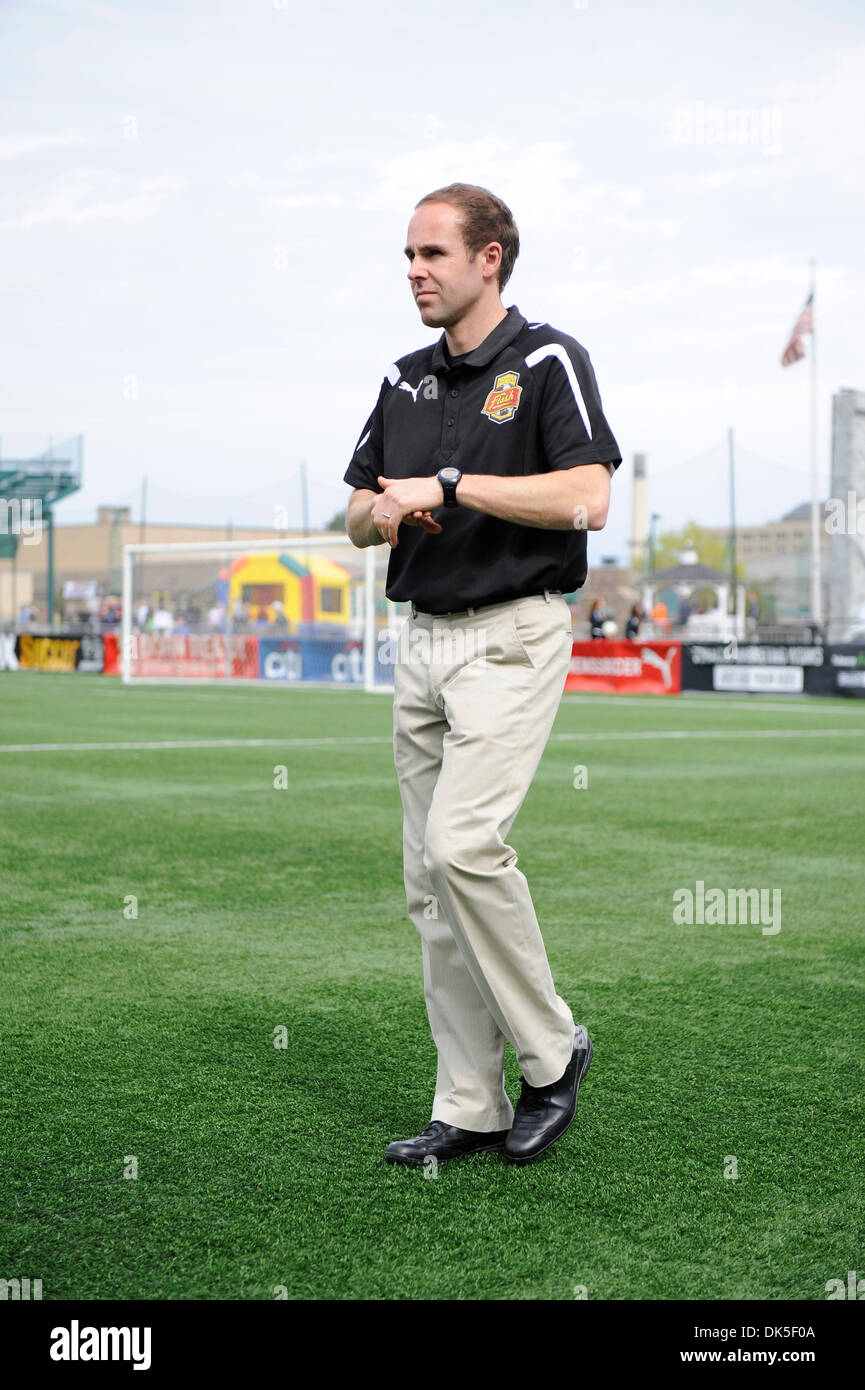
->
[346,487,443,548]
[375,475,445,548]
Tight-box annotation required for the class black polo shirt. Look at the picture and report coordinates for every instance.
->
[343,304,622,612]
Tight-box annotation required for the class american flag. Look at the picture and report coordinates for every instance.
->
[781,292,814,366]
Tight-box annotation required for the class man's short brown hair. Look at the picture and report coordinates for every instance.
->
[415,183,520,291]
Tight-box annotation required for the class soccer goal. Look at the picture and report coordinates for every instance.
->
[120,532,397,691]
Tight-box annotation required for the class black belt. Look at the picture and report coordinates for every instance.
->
[410,589,563,619]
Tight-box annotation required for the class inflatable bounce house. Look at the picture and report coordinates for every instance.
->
[218,551,350,634]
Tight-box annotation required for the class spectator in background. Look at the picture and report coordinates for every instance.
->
[152,605,174,633]
[207,601,224,632]
[136,601,150,629]
[625,603,642,641]
[678,596,692,629]
[589,598,606,639]
[652,599,670,634]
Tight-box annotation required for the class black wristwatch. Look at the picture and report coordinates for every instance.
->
[437,466,462,508]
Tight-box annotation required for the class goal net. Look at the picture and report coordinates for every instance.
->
[121,533,398,690]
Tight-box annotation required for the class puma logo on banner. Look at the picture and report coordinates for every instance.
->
[640,646,678,689]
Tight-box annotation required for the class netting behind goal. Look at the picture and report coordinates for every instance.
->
[121,533,398,689]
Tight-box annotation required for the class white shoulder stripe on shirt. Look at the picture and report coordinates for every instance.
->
[525,343,592,439]
[355,429,371,453]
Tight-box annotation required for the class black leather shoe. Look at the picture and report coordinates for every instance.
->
[385,1120,509,1167]
[504,1025,593,1165]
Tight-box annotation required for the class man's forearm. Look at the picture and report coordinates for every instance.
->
[455,465,611,531]
[346,492,386,548]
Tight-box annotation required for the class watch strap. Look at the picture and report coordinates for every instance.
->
[438,468,461,508]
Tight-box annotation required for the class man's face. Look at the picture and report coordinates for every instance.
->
[404,201,495,328]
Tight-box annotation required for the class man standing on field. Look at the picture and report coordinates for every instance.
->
[344,183,621,1166]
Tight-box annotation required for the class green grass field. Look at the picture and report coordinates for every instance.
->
[1,672,863,1301]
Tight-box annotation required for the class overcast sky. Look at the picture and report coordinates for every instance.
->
[1,0,863,561]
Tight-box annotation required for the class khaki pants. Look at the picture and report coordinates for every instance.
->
[393,590,576,1133]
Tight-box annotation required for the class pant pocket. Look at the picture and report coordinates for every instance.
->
[510,601,568,669]
[506,611,536,668]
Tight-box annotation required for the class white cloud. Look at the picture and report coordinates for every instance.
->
[0,172,186,229]
[265,192,346,210]
[0,130,88,161]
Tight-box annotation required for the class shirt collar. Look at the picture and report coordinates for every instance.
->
[430,304,527,373]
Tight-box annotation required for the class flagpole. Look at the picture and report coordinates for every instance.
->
[809,257,820,630]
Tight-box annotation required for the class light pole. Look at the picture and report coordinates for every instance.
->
[649,513,662,575]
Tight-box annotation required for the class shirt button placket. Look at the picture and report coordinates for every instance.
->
[442,380,460,454]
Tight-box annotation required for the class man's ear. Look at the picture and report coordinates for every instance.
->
[482,242,502,279]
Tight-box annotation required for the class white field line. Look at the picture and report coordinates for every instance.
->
[0,736,393,753]
[6,671,862,715]
[66,684,865,715]
[561,695,865,715]
[1,729,864,754]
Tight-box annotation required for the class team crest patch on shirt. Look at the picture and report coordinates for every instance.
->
[481,370,523,424]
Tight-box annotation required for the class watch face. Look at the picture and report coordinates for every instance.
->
[440,467,460,482]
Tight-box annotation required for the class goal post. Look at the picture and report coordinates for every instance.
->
[120,532,396,691]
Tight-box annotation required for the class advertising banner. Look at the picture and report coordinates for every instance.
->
[130,633,259,679]
[259,636,370,683]
[564,640,681,694]
[824,644,865,697]
[102,631,120,676]
[0,632,20,670]
[13,632,105,673]
[681,642,835,695]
